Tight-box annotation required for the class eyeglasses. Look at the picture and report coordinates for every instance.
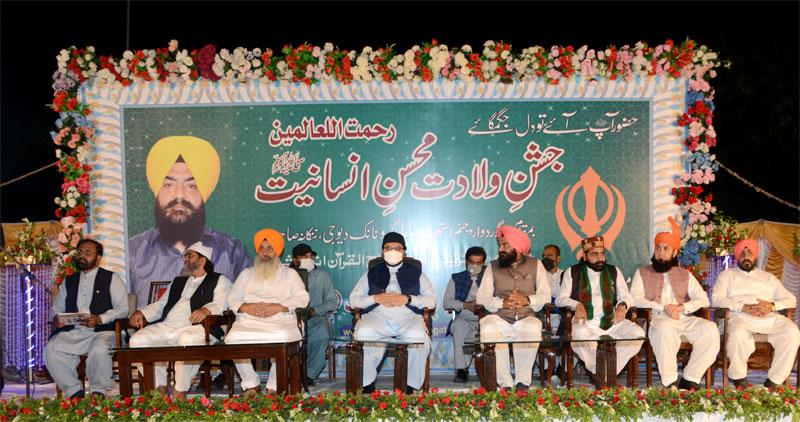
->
[75,249,96,257]
[382,245,405,252]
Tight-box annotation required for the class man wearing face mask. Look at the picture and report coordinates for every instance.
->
[349,232,439,394]
[443,246,487,383]
[712,238,799,389]
[556,236,644,379]
[476,226,550,390]
[631,217,718,390]
[290,244,338,385]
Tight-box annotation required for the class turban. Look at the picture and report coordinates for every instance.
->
[186,241,213,261]
[254,228,285,256]
[654,217,681,251]
[734,238,758,260]
[496,226,531,253]
[382,232,406,249]
[581,236,605,253]
[146,136,220,203]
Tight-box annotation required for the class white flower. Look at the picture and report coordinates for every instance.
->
[123,50,134,60]
[252,59,261,67]
[219,48,231,61]
[77,57,85,66]
[87,46,95,53]
[182,56,193,66]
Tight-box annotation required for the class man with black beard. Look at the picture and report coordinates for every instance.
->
[128,136,251,309]
[712,238,799,389]
[476,226,550,390]
[127,242,231,399]
[556,236,644,379]
[631,217,717,390]
[44,239,128,399]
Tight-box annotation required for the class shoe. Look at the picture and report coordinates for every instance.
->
[212,373,228,390]
[678,378,700,391]
[453,369,468,383]
[587,371,597,385]
[515,382,529,391]
[731,377,748,389]
[405,385,415,395]
[156,385,170,398]
[173,390,187,400]
[361,381,376,395]
[90,392,105,400]
[243,387,261,397]
[69,390,85,400]
[305,376,315,386]
[764,378,781,389]
[665,380,679,389]
[550,374,561,387]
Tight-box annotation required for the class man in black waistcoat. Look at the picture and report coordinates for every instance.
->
[44,239,129,399]
[128,242,231,399]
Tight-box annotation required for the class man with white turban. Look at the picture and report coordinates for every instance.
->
[712,238,800,389]
[556,236,644,378]
[349,232,439,394]
[128,136,251,309]
[225,229,309,395]
[631,217,718,390]
[476,225,550,390]
[127,242,231,398]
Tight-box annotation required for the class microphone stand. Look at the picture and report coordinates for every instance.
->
[2,246,55,398]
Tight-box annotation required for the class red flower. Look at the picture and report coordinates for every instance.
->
[587,399,594,406]
[498,401,505,409]
[536,397,544,405]
[359,407,367,414]
[66,98,78,111]
[400,401,408,409]
[671,399,678,405]
[208,410,215,416]
[379,402,387,410]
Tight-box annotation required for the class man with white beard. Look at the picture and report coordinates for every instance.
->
[225,228,309,395]
[128,242,231,398]
[349,232,439,394]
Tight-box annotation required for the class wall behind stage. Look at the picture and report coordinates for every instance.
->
[86,77,686,371]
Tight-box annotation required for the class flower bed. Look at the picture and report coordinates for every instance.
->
[1,385,798,421]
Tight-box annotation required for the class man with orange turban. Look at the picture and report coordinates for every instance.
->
[128,136,251,309]
[225,229,309,395]
[630,217,718,390]
[476,225,550,390]
[712,238,799,389]
[556,235,644,381]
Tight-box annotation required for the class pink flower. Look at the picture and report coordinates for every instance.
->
[201,397,210,407]
[70,238,79,248]
[550,46,560,58]
[680,173,691,183]
[654,45,664,56]
[67,139,77,148]
[61,216,76,227]
[586,49,596,60]
[58,245,67,253]
[58,232,68,243]
[689,79,710,92]
[546,68,561,79]
[168,40,178,53]
[581,59,595,75]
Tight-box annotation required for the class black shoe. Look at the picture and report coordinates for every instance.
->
[678,378,700,391]
[406,385,415,395]
[764,378,781,389]
[361,381,376,395]
[69,390,85,400]
[453,369,468,383]
[515,382,529,391]
[587,371,597,385]
[305,376,315,386]
[665,380,679,389]
[212,373,228,390]
[731,377,749,389]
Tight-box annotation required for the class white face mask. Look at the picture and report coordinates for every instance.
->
[299,258,315,271]
[383,250,404,266]
[467,264,482,276]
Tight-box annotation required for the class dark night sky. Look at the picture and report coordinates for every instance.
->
[1,1,798,224]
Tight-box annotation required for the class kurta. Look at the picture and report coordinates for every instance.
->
[443,272,480,370]
[128,272,231,391]
[556,265,644,375]
[303,267,338,379]
[225,265,309,390]
[711,266,800,384]
[349,263,438,389]
[631,266,718,385]
[44,267,128,397]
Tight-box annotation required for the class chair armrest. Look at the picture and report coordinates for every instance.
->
[783,308,796,319]
[542,303,554,332]
[692,307,711,320]
[114,318,140,347]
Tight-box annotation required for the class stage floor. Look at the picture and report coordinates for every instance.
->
[0,366,791,399]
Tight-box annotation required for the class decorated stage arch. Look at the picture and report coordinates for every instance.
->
[49,39,723,375]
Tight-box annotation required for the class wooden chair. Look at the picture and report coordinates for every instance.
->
[325,310,337,381]
[261,309,311,393]
[711,307,798,388]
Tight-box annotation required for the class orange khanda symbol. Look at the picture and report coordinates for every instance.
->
[555,166,626,258]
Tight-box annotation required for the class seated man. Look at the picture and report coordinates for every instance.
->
[711,238,800,389]
[443,246,487,383]
[541,244,564,333]
[289,243,338,384]
[349,232,438,394]
[556,236,644,378]
[630,217,718,390]
[128,242,231,398]
[44,239,129,399]
[225,228,309,395]
[476,226,550,390]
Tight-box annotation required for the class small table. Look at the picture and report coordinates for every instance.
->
[112,341,302,397]
[332,336,423,394]
[467,333,645,390]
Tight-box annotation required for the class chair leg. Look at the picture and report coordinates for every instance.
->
[423,356,430,393]
[327,344,333,382]
[646,342,653,387]
[203,361,212,398]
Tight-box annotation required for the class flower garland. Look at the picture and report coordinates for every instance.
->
[50,38,726,285]
[1,385,798,422]
[2,219,55,265]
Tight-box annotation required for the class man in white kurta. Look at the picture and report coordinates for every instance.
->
[225,228,309,394]
[349,232,438,394]
[44,239,129,398]
[556,236,644,376]
[442,246,487,383]
[711,238,800,389]
[630,217,718,390]
[476,226,550,390]
[128,242,231,398]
